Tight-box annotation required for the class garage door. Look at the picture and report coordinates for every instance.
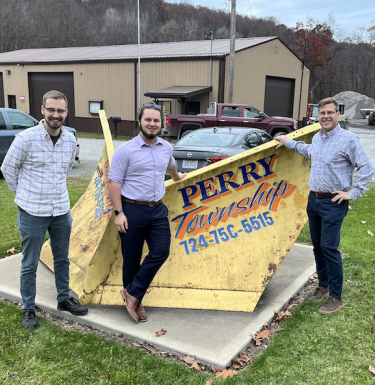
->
[29,73,75,128]
[264,76,294,118]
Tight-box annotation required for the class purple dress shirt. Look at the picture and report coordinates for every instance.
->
[108,134,175,202]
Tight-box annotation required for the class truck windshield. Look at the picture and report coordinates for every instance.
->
[311,105,319,119]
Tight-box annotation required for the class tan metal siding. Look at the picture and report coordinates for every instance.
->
[0,63,135,120]
[140,60,219,114]
[222,39,309,120]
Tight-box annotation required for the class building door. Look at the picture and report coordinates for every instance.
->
[264,76,295,118]
[29,72,75,128]
[8,95,16,109]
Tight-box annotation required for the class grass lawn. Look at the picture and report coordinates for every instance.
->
[1,179,375,384]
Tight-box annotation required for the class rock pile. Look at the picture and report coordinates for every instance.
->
[333,91,375,119]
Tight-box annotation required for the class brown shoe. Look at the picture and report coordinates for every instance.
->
[308,286,329,302]
[136,303,147,322]
[318,297,344,314]
[120,289,139,323]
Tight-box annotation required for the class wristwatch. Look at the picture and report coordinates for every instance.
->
[114,209,124,216]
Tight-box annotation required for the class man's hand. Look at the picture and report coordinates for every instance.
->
[331,191,351,204]
[172,172,187,181]
[115,212,128,233]
[274,135,289,149]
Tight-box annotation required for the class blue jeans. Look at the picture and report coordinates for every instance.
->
[17,210,72,310]
[119,202,171,302]
[307,193,349,299]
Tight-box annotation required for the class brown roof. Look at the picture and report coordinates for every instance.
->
[0,37,277,64]
[144,85,212,98]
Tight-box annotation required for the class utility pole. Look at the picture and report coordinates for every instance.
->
[205,31,213,104]
[228,0,236,103]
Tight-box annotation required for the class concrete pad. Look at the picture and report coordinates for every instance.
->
[0,243,315,368]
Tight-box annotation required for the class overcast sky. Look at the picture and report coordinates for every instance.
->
[167,0,374,38]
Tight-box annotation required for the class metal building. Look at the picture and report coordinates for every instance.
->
[0,37,309,136]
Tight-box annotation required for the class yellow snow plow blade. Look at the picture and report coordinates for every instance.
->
[41,114,319,312]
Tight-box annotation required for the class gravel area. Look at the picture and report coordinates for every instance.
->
[69,138,125,179]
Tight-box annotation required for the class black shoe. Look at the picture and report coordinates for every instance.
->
[22,310,37,328]
[57,297,88,316]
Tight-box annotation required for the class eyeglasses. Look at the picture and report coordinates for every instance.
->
[44,107,67,114]
[318,111,337,116]
[143,103,162,111]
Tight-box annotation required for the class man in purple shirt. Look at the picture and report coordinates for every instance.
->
[275,97,374,315]
[108,103,186,323]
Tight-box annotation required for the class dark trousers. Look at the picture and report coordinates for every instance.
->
[119,201,171,302]
[307,193,349,299]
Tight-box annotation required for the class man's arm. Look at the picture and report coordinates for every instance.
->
[1,136,26,194]
[274,135,311,158]
[274,135,289,149]
[332,137,375,203]
[167,164,187,181]
[108,180,128,233]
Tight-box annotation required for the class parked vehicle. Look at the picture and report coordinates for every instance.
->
[0,108,80,165]
[162,102,297,140]
[367,105,375,126]
[166,127,273,179]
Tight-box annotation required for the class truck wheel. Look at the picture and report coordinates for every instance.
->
[272,132,286,138]
[369,113,374,126]
[181,130,193,138]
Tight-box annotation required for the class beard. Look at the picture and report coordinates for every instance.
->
[140,124,161,139]
[45,117,64,131]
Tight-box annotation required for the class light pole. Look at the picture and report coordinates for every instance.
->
[137,0,141,112]
[205,31,213,103]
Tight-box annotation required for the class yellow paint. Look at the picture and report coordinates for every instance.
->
[40,119,320,312]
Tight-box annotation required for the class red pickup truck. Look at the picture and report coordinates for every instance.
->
[162,102,298,140]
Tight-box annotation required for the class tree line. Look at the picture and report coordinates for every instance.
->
[1,0,374,102]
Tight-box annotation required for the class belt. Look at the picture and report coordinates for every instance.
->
[121,196,162,207]
[310,191,337,199]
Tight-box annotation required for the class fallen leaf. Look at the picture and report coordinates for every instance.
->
[250,333,263,346]
[347,279,352,283]
[271,328,285,333]
[361,221,367,224]
[155,329,166,336]
[191,362,201,372]
[205,379,214,385]
[274,310,292,323]
[216,369,238,379]
[143,345,156,354]
[257,329,271,341]
[208,365,221,373]
[367,230,373,236]
[180,355,197,365]
[6,247,17,255]
[232,352,252,368]
[309,273,318,282]
[348,205,352,210]
[369,365,375,375]
[107,373,111,379]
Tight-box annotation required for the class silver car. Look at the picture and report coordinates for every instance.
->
[169,127,273,177]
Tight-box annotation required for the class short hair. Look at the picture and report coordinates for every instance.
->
[138,103,164,127]
[42,90,68,108]
[318,97,339,112]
